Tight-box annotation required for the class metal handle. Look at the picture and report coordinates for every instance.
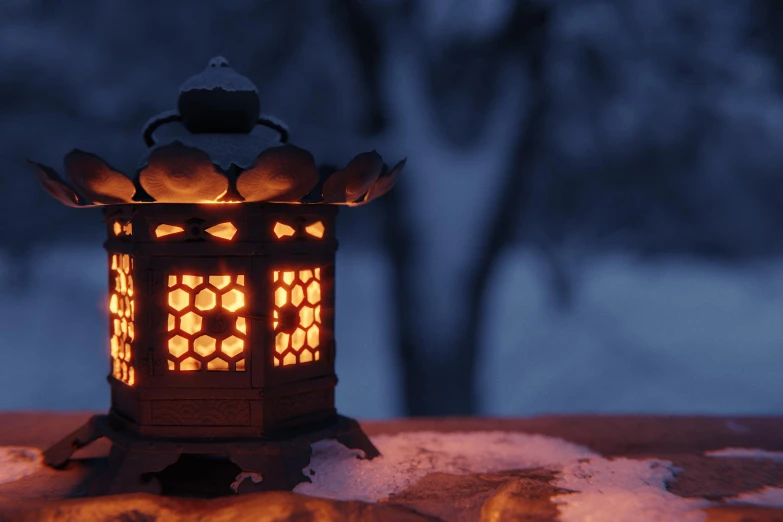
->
[257,116,289,143]
[143,111,290,147]
[142,111,183,147]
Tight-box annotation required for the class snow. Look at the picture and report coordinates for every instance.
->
[178,57,258,93]
[724,486,783,509]
[553,457,709,522]
[295,432,712,521]
[297,431,594,502]
[706,448,783,462]
[0,447,42,485]
[479,249,783,416]
[3,433,783,519]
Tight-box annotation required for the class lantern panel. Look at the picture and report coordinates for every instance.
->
[193,335,217,357]
[179,312,202,335]
[166,274,247,372]
[181,275,203,288]
[155,224,185,238]
[299,306,314,328]
[205,222,237,240]
[168,288,190,311]
[109,253,135,385]
[236,317,247,334]
[221,289,245,312]
[195,288,217,311]
[209,275,231,290]
[271,268,323,367]
[304,221,325,238]
[221,336,244,357]
[207,358,230,371]
[180,357,202,371]
[273,222,295,238]
[291,285,304,307]
[168,335,189,358]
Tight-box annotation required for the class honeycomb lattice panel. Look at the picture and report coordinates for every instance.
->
[109,254,135,385]
[273,268,322,367]
[166,274,247,371]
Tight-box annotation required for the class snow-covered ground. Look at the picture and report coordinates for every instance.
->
[0,245,782,418]
[479,249,783,416]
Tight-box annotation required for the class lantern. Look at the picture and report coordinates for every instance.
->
[29,57,404,495]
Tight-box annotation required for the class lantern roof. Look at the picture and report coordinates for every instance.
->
[29,57,404,208]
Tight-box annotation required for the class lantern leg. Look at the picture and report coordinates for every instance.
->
[96,445,181,496]
[229,447,313,493]
[43,414,104,468]
[334,415,381,459]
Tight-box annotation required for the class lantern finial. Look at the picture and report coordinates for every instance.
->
[177,56,261,134]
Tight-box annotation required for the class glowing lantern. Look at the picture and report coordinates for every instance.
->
[30,57,404,495]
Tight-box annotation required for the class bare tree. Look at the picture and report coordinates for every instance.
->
[333,0,552,415]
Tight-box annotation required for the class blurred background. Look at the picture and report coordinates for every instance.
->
[1,0,783,418]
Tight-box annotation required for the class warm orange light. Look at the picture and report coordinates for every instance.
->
[207,358,229,371]
[182,275,203,288]
[166,274,247,372]
[305,221,325,238]
[222,336,243,357]
[271,267,322,367]
[275,333,289,354]
[195,288,217,310]
[205,222,237,240]
[155,224,185,238]
[122,222,132,236]
[109,253,135,386]
[113,222,122,236]
[180,357,201,371]
[193,335,216,357]
[222,289,245,312]
[273,222,295,238]
[180,312,202,335]
[169,335,188,357]
[209,275,231,289]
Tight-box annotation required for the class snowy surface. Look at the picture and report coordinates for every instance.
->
[724,487,783,509]
[297,431,594,502]
[706,448,783,461]
[479,249,783,416]
[296,431,710,521]
[0,447,42,485]
[553,457,709,522]
[2,246,783,417]
[5,432,783,519]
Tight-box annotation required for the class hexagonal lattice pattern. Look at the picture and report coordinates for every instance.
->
[166,274,247,372]
[109,253,135,385]
[272,267,323,367]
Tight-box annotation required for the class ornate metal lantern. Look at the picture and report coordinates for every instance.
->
[30,57,404,495]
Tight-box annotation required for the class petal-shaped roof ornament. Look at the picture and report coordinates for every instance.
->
[356,159,406,206]
[236,145,319,203]
[138,142,229,203]
[322,151,383,204]
[29,57,403,208]
[28,160,85,207]
[64,150,136,205]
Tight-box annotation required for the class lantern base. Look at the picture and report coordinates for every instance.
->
[43,413,379,496]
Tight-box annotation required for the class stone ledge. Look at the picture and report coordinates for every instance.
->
[0,413,781,521]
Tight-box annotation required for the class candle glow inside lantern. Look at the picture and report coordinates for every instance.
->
[29,57,404,495]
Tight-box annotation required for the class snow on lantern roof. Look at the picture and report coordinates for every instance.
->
[28,57,405,207]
